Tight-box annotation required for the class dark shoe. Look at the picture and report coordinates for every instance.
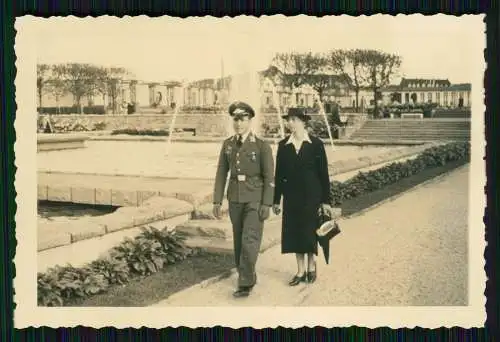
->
[288,273,307,286]
[307,262,317,283]
[233,286,251,298]
[306,270,317,283]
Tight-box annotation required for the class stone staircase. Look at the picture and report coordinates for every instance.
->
[432,109,471,119]
[350,119,471,142]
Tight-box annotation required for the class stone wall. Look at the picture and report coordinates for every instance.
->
[41,113,366,136]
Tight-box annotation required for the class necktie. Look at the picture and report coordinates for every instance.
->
[236,135,243,148]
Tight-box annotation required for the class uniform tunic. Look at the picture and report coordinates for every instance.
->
[273,133,332,254]
[213,131,275,287]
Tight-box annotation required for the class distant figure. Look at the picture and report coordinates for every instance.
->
[272,107,333,286]
[212,101,275,298]
[127,102,135,114]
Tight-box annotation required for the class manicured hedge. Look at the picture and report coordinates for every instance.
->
[111,128,171,136]
[38,105,106,115]
[37,227,198,306]
[328,142,470,206]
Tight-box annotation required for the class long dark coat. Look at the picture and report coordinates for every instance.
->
[273,135,332,254]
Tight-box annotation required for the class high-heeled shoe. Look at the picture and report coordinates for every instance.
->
[307,263,317,283]
[288,273,307,286]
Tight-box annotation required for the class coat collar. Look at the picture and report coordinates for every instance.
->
[286,132,312,145]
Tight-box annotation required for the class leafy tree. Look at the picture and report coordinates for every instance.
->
[36,64,51,110]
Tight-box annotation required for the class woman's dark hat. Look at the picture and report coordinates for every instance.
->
[316,209,341,264]
[282,107,311,122]
[228,101,255,119]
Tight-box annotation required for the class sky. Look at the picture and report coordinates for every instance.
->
[30,14,484,84]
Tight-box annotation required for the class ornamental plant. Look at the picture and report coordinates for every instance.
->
[37,226,197,307]
[329,142,470,206]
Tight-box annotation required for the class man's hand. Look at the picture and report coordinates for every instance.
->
[212,204,223,219]
[259,205,271,221]
[272,204,281,215]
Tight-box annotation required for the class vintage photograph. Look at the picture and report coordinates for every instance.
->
[14,14,485,328]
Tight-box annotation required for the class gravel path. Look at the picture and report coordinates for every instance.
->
[154,165,469,307]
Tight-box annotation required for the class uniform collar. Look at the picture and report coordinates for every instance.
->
[286,132,312,145]
[234,130,254,143]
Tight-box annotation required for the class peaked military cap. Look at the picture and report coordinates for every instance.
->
[228,101,255,118]
[282,107,311,122]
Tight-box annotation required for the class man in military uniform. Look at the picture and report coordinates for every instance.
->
[213,101,275,298]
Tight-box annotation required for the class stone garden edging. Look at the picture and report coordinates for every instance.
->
[38,196,193,252]
[89,133,429,146]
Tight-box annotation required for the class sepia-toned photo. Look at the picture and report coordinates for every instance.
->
[14,14,486,328]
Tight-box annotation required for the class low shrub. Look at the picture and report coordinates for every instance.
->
[111,128,171,136]
[38,105,106,115]
[37,227,198,306]
[329,142,470,206]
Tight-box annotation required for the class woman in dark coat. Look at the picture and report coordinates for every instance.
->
[272,107,333,286]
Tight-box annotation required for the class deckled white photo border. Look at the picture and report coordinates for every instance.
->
[13,14,486,328]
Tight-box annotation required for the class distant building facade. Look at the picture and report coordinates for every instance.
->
[379,78,471,108]
[37,72,471,113]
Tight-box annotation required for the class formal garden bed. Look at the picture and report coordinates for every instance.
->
[111,128,171,136]
[37,141,470,307]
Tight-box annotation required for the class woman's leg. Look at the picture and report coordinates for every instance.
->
[307,253,316,271]
[295,253,306,275]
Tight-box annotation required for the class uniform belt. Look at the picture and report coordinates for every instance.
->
[230,175,261,181]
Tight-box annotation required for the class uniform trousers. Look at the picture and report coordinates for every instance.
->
[228,201,264,287]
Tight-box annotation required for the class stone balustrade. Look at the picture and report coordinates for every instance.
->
[39,112,367,137]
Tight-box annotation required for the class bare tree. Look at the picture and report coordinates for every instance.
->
[37,64,51,111]
[268,52,324,106]
[105,67,128,114]
[55,63,93,113]
[299,53,332,103]
[84,65,108,107]
[327,49,364,111]
[360,50,402,115]
[45,77,67,114]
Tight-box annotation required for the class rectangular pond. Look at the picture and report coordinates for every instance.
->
[38,140,414,179]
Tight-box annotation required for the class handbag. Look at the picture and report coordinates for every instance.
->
[316,206,341,264]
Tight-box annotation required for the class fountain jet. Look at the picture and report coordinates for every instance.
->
[165,82,187,155]
[271,84,286,142]
[314,94,336,152]
[226,69,263,138]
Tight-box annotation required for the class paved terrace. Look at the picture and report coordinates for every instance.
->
[153,165,469,307]
[38,139,432,206]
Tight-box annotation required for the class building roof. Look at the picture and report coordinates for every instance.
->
[448,83,472,91]
[400,78,451,88]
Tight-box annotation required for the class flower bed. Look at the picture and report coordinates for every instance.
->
[329,141,470,206]
[37,227,198,306]
[110,128,171,136]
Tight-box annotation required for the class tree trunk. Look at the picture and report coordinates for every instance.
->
[355,89,359,112]
[38,89,43,113]
[373,88,378,118]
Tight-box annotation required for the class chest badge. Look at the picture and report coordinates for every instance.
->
[250,151,257,162]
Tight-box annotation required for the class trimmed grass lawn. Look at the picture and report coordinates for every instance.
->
[68,159,466,307]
